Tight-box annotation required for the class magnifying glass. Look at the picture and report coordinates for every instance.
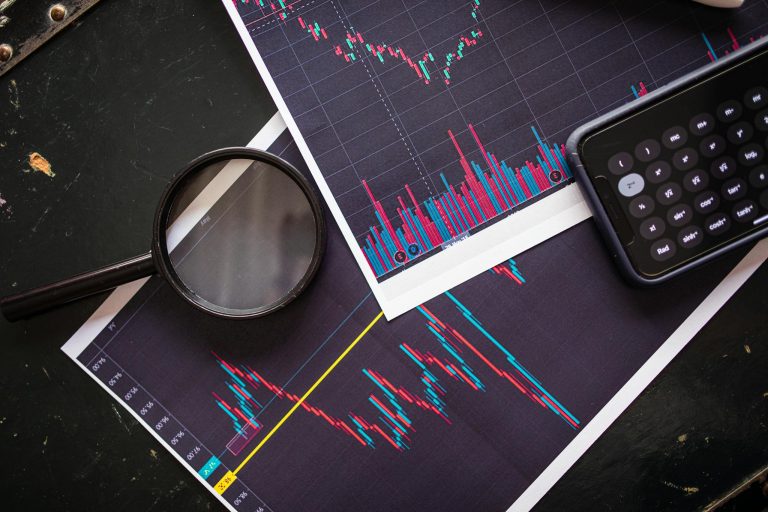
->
[0,148,326,321]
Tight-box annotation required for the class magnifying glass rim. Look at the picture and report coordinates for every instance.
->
[152,147,326,319]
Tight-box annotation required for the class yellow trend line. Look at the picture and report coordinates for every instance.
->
[218,309,384,489]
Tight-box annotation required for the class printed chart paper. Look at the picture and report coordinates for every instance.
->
[221,0,768,318]
[63,115,768,512]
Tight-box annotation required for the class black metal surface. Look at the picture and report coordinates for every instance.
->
[0,0,765,510]
[0,0,102,77]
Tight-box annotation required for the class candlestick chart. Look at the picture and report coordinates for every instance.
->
[235,0,768,284]
[212,267,577,456]
[630,25,764,99]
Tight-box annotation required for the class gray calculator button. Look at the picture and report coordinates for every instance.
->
[700,135,726,158]
[689,113,715,136]
[629,195,655,218]
[705,213,731,236]
[756,109,768,131]
[608,152,634,175]
[717,100,742,123]
[640,217,666,240]
[737,143,764,166]
[666,203,692,227]
[635,139,660,162]
[749,165,768,188]
[695,191,720,214]
[683,169,709,192]
[678,226,703,249]
[744,86,768,109]
[656,182,681,205]
[710,156,736,179]
[618,173,644,197]
[721,178,747,201]
[732,200,758,223]
[662,126,687,149]
[672,148,698,171]
[650,238,676,262]
[645,161,671,184]
[727,122,753,144]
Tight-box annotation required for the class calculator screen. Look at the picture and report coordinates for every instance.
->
[579,43,768,278]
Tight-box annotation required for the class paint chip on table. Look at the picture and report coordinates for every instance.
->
[28,152,54,177]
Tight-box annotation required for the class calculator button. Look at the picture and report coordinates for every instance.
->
[689,113,715,136]
[645,161,671,184]
[732,200,758,223]
[695,191,720,214]
[749,165,768,188]
[650,238,677,262]
[710,156,736,179]
[629,195,655,218]
[666,203,692,227]
[704,213,731,236]
[717,100,742,123]
[699,135,726,158]
[727,122,753,145]
[737,143,764,166]
[608,152,634,175]
[635,139,660,162]
[640,217,666,240]
[656,182,681,205]
[757,109,768,131]
[662,126,688,149]
[744,87,768,110]
[683,169,709,192]
[761,189,768,210]
[678,225,703,249]
[672,148,698,171]
[721,178,747,201]
[618,173,644,197]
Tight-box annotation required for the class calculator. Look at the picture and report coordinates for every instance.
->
[567,36,768,285]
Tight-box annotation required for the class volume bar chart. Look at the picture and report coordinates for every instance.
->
[361,125,572,278]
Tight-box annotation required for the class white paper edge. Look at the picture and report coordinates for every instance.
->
[62,111,285,358]
[165,110,287,252]
[61,115,288,512]
[508,237,768,512]
[165,158,255,253]
[219,1,590,320]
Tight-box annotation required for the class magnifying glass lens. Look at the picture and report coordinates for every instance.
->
[163,156,320,317]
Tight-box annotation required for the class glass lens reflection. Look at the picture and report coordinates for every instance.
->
[165,158,317,315]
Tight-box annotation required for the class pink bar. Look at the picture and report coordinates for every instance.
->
[433,200,456,238]
[491,153,516,206]
[450,185,475,228]
[396,208,416,245]
[516,168,532,199]
[367,234,387,271]
[460,183,482,223]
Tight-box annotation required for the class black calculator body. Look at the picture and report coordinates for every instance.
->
[567,37,768,285]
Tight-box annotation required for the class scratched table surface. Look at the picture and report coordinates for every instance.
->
[0,0,766,510]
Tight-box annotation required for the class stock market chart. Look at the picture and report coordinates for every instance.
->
[67,130,746,512]
[235,0,768,281]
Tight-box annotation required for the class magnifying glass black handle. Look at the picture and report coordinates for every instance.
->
[0,252,156,322]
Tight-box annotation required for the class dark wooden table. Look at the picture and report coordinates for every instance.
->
[1,1,766,510]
